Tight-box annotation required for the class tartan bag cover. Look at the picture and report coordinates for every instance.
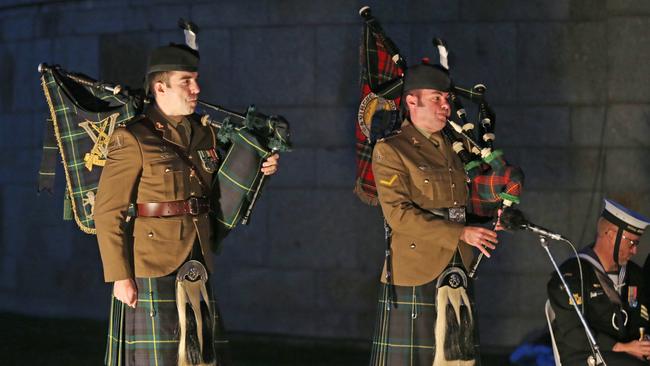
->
[40,67,139,234]
[355,21,403,205]
[465,150,524,218]
[213,127,270,233]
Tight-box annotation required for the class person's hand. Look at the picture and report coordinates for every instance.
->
[613,340,650,360]
[460,226,498,257]
[114,279,138,308]
[261,153,279,175]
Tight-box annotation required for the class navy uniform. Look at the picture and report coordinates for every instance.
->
[548,199,650,366]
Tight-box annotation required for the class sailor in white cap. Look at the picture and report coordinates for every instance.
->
[548,199,650,366]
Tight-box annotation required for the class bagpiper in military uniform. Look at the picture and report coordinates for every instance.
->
[548,199,650,366]
[369,63,500,366]
[95,44,278,366]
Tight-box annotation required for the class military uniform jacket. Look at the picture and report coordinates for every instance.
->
[548,248,650,361]
[372,122,474,286]
[95,105,221,282]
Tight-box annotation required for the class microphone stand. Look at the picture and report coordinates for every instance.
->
[540,235,606,366]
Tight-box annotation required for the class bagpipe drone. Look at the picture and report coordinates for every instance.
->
[37,19,292,236]
[355,6,524,278]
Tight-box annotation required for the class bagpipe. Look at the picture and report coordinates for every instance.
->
[355,6,524,277]
[37,61,291,235]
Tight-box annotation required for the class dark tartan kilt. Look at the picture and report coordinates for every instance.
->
[369,266,481,366]
[104,275,231,366]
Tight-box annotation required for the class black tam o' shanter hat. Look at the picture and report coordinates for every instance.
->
[145,44,199,94]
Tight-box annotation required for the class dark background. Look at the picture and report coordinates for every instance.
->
[1,0,649,365]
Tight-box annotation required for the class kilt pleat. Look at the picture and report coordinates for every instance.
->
[369,260,481,366]
[104,275,231,366]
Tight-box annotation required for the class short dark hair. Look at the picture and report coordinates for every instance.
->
[148,71,170,97]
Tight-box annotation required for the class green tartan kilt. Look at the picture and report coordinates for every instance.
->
[369,261,481,366]
[104,275,231,366]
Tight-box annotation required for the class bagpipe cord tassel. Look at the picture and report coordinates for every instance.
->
[176,280,216,366]
[434,286,476,366]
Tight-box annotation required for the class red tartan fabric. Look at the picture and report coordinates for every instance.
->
[469,162,524,218]
[355,23,403,205]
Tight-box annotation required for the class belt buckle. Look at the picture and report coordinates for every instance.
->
[187,196,199,215]
[448,207,466,224]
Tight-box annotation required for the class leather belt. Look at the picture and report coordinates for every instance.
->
[137,197,210,217]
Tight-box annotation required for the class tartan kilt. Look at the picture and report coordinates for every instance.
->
[369,260,481,366]
[104,275,231,366]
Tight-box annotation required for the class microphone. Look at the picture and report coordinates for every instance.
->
[501,208,569,242]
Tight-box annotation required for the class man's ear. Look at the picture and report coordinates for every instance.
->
[153,81,166,95]
[405,93,417,108]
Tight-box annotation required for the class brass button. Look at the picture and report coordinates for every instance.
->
[190,192,196,196]
[410,243,416,249]
[453,201,458,206]
[451,183,456,188]
[148,232,154,238]
[189,156,193,160]
[164,168,171,173]
[448,167,453,172]
[424,179,430,184]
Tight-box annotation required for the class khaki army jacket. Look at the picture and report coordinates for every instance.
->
[94,105,220,282]
[372,122,474,286]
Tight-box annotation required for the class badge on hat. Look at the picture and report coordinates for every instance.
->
[197,148,219,173]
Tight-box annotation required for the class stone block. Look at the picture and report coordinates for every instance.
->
[267,147,317,188]
[568,191,605,245]
[604,149,650,192]
[0,147,41,186]
[51,4,146,37]
[136,5,191,31]
[218,267,317,311]
[479,314,547,347]
[315,270,377,311]
[360,0,459,23]
[315,147,355,188]
[191,0,270,28]
[52,36,100,77]
[217,198,269,266]
[267,189,370,270]
[1,7,37,41]
[570,0,607,20]
[498,106,570,147]
[505,147,571,190]
[264,106,355,148]
[461,0,570,20]
[518,23,606,104]
[230,27,315,105]
[570,106,606,146]
[194,29,231,105]
[315,25,360,106]
[98,32,157,91]
[8,40,52,112]
[569,148,605,191]
[607,0,650,15]
[608,18,650,102]
[0,113,37,149]
[605,105,650,147]
[268,0,359,24]
[410,23,518,104]
[0,45,15,113]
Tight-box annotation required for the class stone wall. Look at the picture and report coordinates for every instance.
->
[0,0,649,348]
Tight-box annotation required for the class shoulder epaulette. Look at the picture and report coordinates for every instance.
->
[376,129,402,143]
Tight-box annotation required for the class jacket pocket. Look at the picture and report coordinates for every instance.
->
[133,217,183,241]
[415,168,452,202]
